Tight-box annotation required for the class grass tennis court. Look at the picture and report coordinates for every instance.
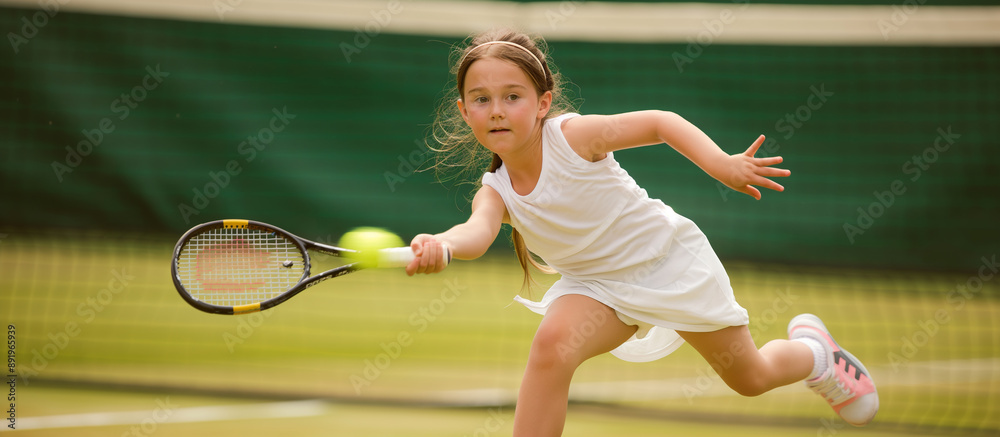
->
[1,1,998,435]
[11,385,938,437]
[3,234,997,435]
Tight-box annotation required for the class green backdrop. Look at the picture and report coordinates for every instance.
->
[1,6,997,271]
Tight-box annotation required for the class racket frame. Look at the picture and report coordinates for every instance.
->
[171,219,363,315]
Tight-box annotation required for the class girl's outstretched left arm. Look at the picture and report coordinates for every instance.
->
[562,110,790,199]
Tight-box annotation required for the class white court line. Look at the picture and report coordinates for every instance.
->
[429,357,1000,405]
[12,358,998,430]
[13,399,328,431]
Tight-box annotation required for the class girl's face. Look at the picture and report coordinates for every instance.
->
[458,57,552,157]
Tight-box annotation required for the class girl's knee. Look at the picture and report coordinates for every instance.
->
[717,367,770,397]
[726,376,769,397]
[528,324,586,369]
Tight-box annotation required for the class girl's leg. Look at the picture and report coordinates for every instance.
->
[678,325,813,397]
[513,295,637,437]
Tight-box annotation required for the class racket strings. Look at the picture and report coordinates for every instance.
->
[175,226,305,306]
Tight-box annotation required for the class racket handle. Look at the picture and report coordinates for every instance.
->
[377,246,452,269]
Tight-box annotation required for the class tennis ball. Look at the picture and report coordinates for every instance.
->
[338,227,404,268]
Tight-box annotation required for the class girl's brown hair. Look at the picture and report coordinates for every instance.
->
[429,28,576,290]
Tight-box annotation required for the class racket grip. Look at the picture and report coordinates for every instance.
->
[377,246,452,269]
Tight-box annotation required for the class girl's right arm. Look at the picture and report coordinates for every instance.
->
[405,185,507,276]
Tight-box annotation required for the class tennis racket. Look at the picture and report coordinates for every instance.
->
[170,219,450,315]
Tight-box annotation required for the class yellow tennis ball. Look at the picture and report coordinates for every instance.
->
[338,227,404,267]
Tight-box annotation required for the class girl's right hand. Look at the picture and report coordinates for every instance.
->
[406,234,450,276]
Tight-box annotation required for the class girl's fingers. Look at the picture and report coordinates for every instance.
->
[407,239,448,275]
[419,241,434,273]
[743,135,766,157]
[740,185,762,200]
[760,179,785,192]
[754,155,784,167]
[406,239,423,276]
[731,140,788,199]
[756,166,791,178]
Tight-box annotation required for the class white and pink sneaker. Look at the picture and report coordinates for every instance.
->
[788,314,879,426]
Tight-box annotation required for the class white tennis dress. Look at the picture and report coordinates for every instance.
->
[481,113,749,362]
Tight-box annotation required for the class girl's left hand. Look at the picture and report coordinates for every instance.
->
[721,135,791,200]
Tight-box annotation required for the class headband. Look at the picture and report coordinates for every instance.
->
[459,41,546,78]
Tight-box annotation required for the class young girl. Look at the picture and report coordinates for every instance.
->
[405,28,878,436]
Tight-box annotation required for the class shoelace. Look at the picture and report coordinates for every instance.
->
[808,372,855,406]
